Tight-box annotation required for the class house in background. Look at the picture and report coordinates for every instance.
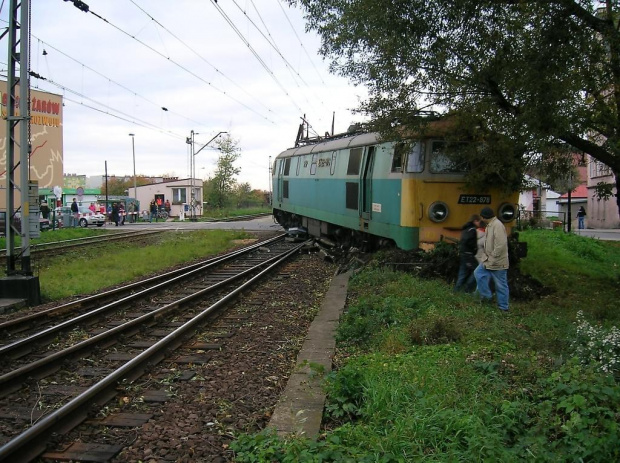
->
[519,175,560,216]
[586,157,619,228]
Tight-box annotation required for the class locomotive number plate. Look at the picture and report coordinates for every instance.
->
[458,195,491,204]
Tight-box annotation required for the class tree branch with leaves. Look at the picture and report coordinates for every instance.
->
[292,0,620,214]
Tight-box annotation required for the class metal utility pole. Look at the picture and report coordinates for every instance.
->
[268,156,272,206]
[105,161,109,213]
[186,131,196,221]
[0,0,41,305]
[186,131,227,221]
[129,133,136,202]
[5,0,32,275]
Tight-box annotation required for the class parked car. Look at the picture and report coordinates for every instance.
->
[54,206,105,228]
[0,210,50,235]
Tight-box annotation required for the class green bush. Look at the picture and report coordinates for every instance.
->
[518,360,620,461]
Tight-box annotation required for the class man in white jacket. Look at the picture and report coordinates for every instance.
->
[474,207,510,311]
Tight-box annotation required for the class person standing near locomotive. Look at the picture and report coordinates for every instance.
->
[474,207,510,311]
[454,214,482,293]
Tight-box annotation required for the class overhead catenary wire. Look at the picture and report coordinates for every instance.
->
[272,0,326,86]
[229,0,324,117]
[209,0,306,117]
[31,36,207,129]
[33,72,187,141]
[65,2,277,125]
[127,0,280,121]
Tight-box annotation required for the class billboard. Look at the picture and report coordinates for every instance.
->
[0,81,63,207]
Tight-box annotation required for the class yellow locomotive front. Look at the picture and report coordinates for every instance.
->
[397,138,518,249]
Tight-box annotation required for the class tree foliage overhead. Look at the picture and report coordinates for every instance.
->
[292,0,620,210]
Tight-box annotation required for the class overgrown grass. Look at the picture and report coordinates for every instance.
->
[231,230,620,462]
[28,229,252,301]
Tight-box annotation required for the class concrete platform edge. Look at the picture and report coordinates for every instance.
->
[267,269,351,438]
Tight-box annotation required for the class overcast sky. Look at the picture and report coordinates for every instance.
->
[1,0,368,191]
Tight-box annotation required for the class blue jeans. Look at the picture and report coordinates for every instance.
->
[454,256,477,293]
[474,264,509,311]
[578,216,584,229]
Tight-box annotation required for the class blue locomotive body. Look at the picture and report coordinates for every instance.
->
[272,131,517,251]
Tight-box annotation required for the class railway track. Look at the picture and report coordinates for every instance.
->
[203,212,272,222]
[0,234,308,462]
[0,229,164,260]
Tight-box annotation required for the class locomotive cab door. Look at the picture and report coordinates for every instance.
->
[360,146,376,220]
[276,159,285,203]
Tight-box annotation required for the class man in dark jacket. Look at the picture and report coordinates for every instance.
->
[70,198,79,227]
[453,214,482,293]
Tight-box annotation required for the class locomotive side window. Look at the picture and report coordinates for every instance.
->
[272,160,277,176]
[430,141,467,173]
[330,151,337,175]
[405,142,424,173]
[283,158,291,176]
[310,153,318,175]
[392,145,404,172]
[283,180,289,198]
[347,148,362,175]
[345,182,358,209]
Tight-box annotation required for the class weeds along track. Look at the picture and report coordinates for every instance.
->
[0,234,307,462]
[0,229,164,261]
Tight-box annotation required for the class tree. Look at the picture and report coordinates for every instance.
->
[208,135,241,209]
[292,0,620,213]
[101,175,151,196]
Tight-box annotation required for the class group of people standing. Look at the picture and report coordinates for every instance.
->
[454,207,510,312]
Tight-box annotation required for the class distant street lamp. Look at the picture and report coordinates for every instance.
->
[129,133,136,208]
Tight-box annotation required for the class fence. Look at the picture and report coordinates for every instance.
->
[517,209,566,231]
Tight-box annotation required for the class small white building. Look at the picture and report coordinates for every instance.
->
[519,175,558,214]
[129,178,203,218]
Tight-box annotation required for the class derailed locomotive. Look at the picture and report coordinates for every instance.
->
[272,125,518,251]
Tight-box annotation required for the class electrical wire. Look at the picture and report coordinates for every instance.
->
[230,0,324,116]
[128,0,278,121]
[272,0,326,85]
[31,36,205,128]
[38,74,187,141]
[209,0,305,116]
[74,4,277,124]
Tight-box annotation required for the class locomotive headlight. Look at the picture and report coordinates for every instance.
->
[428,201,449,222]
[498,203,516,223]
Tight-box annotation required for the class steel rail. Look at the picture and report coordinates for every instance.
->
[31,229,162,249]
[0,233,285,334]
[0,239,308,462]
[0,234,286,356]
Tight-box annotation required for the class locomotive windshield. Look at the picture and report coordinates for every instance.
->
[405,142,424,173]
[429,141,468,173]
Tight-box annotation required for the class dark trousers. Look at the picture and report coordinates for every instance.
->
[454,255,477,293]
